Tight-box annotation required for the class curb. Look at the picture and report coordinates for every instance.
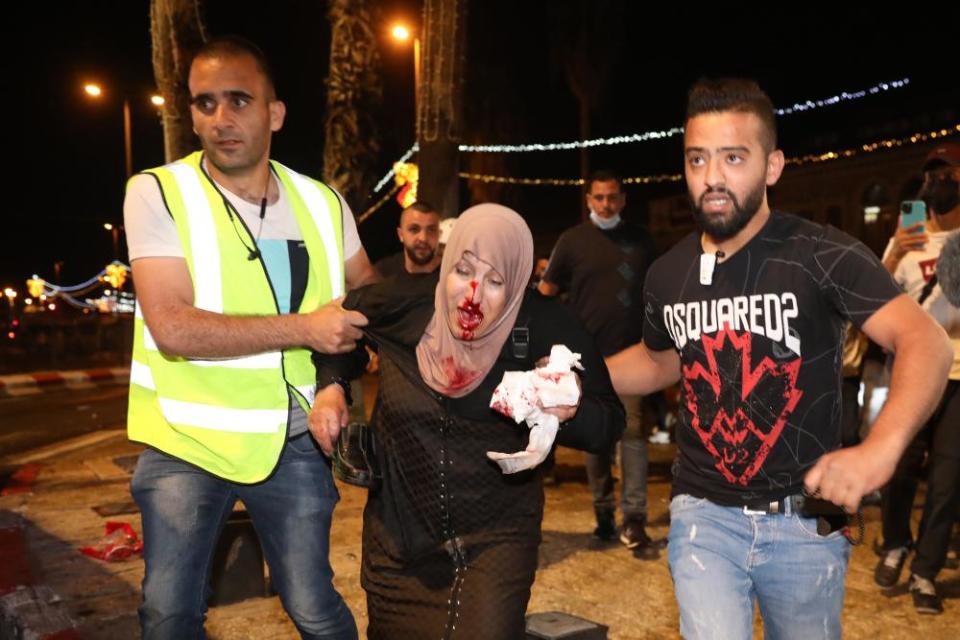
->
[0,368,129,395]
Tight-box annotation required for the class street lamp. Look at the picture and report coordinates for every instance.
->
[103,223,122,260]
[390,22,421,139]
[83,82,163,178]
[3,287,16,321]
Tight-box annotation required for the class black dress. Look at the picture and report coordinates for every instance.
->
[319,273,624,639]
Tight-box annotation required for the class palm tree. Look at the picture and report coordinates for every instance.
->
[150,0,208,162]
[323,0,383,211]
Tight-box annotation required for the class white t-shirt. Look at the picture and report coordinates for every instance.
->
[124,171,361,262]
[883,230,960,379]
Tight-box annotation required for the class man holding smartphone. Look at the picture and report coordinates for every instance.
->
[875,142,960,614]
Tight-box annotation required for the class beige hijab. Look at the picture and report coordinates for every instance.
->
[416,204,534,398]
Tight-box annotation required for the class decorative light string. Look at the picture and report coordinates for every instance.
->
[372,144,419,193]
[358,125,956,223]
[460,127,684,153]
[783,124,959,167]
[29,261,131,297]
[369,77,910,194]
[454,124,960,186]
[775,78,908,116]
[357,183,401,223]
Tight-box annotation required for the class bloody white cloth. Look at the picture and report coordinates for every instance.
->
[487,345,582,473]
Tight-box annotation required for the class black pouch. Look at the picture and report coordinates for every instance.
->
[332,421,381,490]
[798,495,849,536]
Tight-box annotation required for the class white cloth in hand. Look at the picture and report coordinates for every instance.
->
[487,345,583,474]
[486,417,559,474]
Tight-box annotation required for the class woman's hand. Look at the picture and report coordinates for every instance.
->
[308,383,349,455]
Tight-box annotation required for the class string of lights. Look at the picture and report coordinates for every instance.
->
[29,261,131,297]
[358,183,402,224]
[455,124,960,186]
[460,128,684,154]
[372,144,419,193]
[784,124,960,167]
[58,291,97,310]
[369,78,911,194]
[775,78,908,116]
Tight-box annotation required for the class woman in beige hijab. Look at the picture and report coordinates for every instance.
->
[313,203,624,639]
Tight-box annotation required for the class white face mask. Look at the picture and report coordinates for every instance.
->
[589,209,621,230]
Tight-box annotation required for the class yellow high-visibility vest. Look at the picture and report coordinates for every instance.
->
[127,151,344,483]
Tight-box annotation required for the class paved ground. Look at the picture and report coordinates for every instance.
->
[1,431,958,639]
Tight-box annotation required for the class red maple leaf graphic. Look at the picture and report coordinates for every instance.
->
[682,327,803,486]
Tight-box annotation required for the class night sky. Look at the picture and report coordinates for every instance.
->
[7,1,960,290]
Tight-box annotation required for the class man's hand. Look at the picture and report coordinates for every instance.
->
[308,383,350,455]
[540,373,581,422]
[803,441,899,513]
[534,355,581,422]
[302,298,369,354]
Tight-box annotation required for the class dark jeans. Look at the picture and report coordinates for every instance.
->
[131,434,358,640]
[587,394,647,522]
[881,380,960,580]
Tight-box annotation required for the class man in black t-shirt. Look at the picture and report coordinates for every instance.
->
[375,201,442,278]
[540,171,656,551]
[606,78,951,638]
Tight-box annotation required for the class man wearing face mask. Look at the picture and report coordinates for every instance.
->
[874,142,960,614]
[539,170,657,552]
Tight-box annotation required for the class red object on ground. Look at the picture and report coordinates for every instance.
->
[1,463,44,496]
[42,630,82,640]
[0,526,33,595]
[79,521,143,562]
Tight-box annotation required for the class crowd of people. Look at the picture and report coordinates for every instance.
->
[121,34,958,640]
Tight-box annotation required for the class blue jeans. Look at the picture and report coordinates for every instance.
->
[667,494,850,640]
[586,394,647,521]
[131,434,358,640]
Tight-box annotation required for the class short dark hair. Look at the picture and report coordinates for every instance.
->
[399,201,438,226]
[191,35,277,98]
[404,201,437,215]
[686,78,777,153]
[587,170,623,192]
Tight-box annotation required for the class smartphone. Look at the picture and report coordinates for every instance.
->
[900,200,926,233]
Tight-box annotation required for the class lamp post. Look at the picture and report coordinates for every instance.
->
[3,287,16,322]
[390,23,421,140]
[83,83,164,179]
[103,223,122,260]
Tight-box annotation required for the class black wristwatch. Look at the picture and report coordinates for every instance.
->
[319,375,353,405]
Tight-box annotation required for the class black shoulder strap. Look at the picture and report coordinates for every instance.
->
[918,274,938,306]
[511,312,531,361]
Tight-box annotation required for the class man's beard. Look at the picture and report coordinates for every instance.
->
[405,244,436,266]
[690,181,766,241]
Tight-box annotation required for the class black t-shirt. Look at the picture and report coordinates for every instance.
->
[544,219,655,356]
[643,212,902,506]
[374,252,406,279]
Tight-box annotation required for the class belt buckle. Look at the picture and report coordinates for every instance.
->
[743,499,782,515]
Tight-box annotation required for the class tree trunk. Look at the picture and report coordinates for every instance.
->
[417,0,468,218]
[150,0,207,163]
[323,0,382,211]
